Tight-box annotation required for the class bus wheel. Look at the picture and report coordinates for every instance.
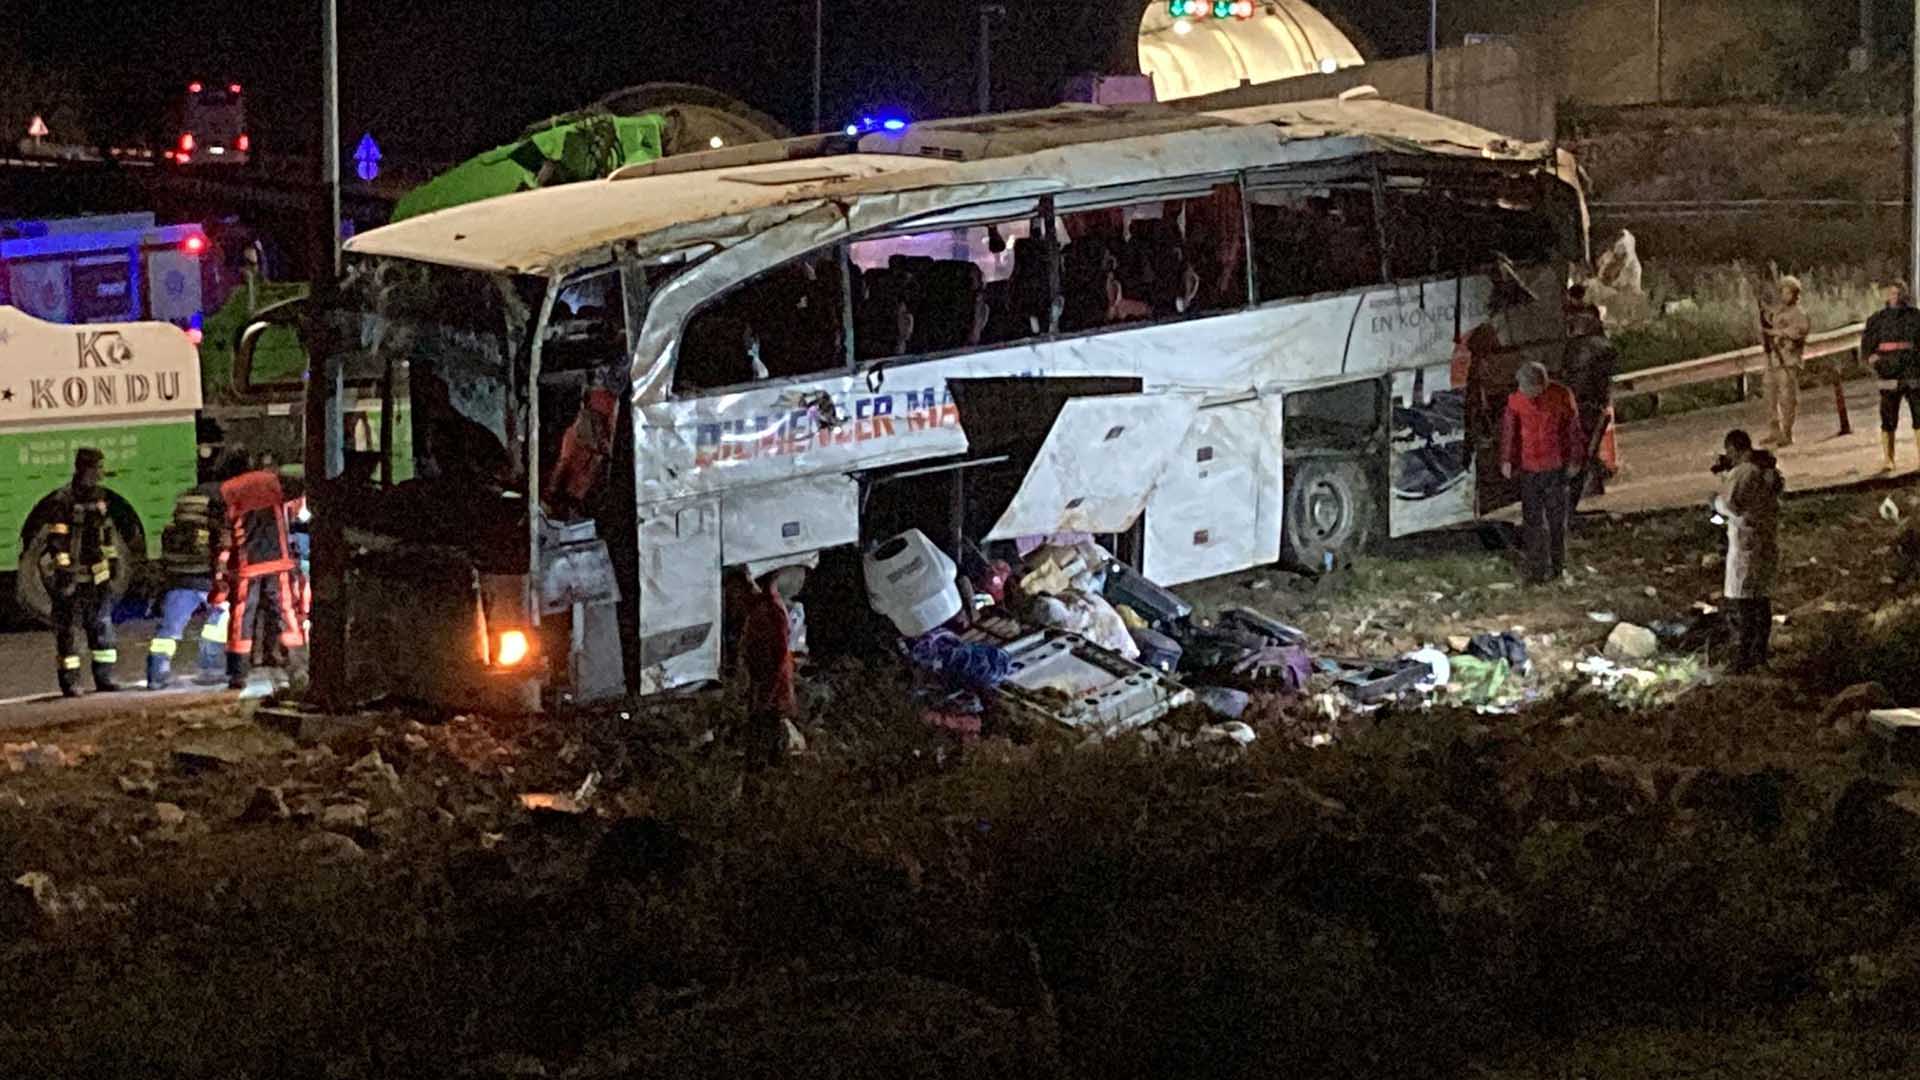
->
[1282,458,1374,571]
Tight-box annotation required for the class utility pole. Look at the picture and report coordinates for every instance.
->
[1652,0,1663,103]
[1911,0,1919,291]
[978,4,1005,114]
[1857,0,1872,70]
[310,0,348,710]
[321,0,341,276]
[812,0,823,133]
[1425,0,1437,111]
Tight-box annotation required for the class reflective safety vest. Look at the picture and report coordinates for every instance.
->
[160,482,221,581]
[39,485,120,592]
[211,471,299,596]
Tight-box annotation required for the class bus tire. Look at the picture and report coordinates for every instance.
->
[1281,457,1375,571]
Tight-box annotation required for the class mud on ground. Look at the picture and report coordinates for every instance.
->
[5,484,1920,1078]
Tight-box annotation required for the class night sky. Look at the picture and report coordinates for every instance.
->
[0,0,1873,164]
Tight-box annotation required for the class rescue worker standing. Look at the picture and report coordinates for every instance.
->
[1501,361,1585,584]
[145,455,243,689]
[209,460,307,690]
[1563,284,1620,505]
[1862,280,1920,471]
[1712,429,1784,673]
[731,566,800,768]
[40,448,123,696]
[1762,276,1812,447]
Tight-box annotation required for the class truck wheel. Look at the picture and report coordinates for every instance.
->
[1282,457,1375,571]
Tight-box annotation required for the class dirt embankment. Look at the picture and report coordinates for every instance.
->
[1565,105,1904,205]
[6,484,1920,1077]
[1564,105,1907,274]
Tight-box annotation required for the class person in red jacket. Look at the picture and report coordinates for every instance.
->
[1501,361,1585,584]
[729,566,800,769]
[209,464,308,690]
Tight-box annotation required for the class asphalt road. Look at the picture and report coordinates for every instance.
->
[0,376,1899,727]
[1588,376,1898,517]
[0,613,275,728]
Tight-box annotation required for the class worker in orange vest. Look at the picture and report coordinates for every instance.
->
[208,462,307,690]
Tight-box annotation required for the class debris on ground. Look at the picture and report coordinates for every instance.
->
[1868,709,1920,765]
[9,871,124,925]
[1603,622,1660,662]
[239,784,292,823]
[1577,655,1706,708]
[296,831,366,864]
[4,741,84,772]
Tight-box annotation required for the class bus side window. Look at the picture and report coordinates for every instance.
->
[1055,184,1244,333]
[848,214,1045,359]
[1397,173,1557,276]
[1380,176,1440,281]
[1248,184,1384,302]
[673,248,847,396]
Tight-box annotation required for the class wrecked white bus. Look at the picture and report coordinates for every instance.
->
[242,95,1589,713]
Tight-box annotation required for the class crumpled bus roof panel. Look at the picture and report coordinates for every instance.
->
[345,96,1552,277]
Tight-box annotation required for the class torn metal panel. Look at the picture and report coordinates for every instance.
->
[719,474,859,568]
[636,495,721,694]
[1144,401,1270,586]
[1250,393,1286,566]
[981,391,1203,541]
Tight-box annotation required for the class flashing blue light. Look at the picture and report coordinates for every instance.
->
[189,311,204,331]
[846,114,912,136]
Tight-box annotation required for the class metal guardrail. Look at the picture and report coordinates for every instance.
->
[1611,323,1865,405]
[1591,199,1904,212]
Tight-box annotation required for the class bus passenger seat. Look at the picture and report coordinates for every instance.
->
[915,260,983,353]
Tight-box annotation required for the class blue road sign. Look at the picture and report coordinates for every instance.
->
[354,133,382,182]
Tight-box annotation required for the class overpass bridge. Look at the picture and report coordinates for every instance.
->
[0,154,417,279]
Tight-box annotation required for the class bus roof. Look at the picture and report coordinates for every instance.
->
[346,96,1552,277]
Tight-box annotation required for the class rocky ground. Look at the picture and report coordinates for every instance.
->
[6,481,1920,1078]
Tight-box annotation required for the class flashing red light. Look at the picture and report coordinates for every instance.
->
[186,328,204,345]
[183,234,208,255]
[178,132,196,153]
[236,133,250,152]
[228,83,242,94]
[188,81,203,94]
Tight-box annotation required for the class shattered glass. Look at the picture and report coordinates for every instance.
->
[326,255,541,493]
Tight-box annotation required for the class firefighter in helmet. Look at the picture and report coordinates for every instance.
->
[36,448,125,696]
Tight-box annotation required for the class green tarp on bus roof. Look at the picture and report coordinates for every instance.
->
[391,113,668,223]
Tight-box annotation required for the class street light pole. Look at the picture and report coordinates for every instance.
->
[321,0,341,276]
[978,4,1004,114]
[812,0,823,133]
[1425,0,1437,111]
[1653,0,1664,103]
[1911,0,1919,291]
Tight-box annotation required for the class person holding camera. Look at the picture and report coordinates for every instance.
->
[1711,429,1784,673]
[1500,361,1585,584]
[1862,280,1920,471]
